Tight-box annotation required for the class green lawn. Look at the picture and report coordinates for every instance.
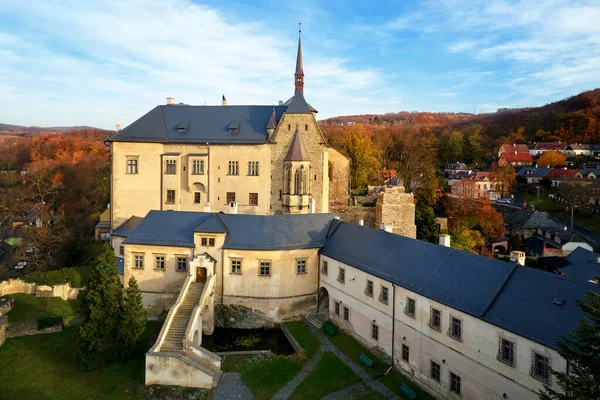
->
[328,330,437,400]
[0,293,80,322]
[289,352,361,400]
[522,193,564,212]
[221,321,321,400]
[0,322,208,400]
[356,391,387,400]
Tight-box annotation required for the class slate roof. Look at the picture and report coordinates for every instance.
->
[285,90,313,114]
[559,247,600,282]
[284,127,310,161]
[112,216,144,237]
[94,221,111,229]
[516,167,552,178]
[322,221,598,350]
[505,209,562,229]
[579,168,600,176]
[108,105,287,144]
[123,211,335,250]
[295,37,304,75]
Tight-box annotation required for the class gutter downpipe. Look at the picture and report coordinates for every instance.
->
[317,254,321,311]
[206,143,210,206]
[160,154,164,210]
[385,283,396,375]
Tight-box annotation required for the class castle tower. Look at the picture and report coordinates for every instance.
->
[283,126,311,213]
[375,186,417,238]
[295,26,304,95]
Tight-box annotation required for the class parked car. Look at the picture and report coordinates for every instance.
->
[14,261,27,270]
[497,198,513,204]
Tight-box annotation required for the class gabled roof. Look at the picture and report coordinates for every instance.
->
[284,127,310,162]
[112,216,144,237]
[108,105,288,144]
[579,168,600,176]
[500,144,529,154]
[504,209,562,229]
[194,213,228,234]
[533,142,566,151]
[516,167,552,178]
[560,247,600,282]
[124,211,212,247]
[544,168,577,181]
[473,172,495,181]
[285,90,313,114]
[267,108,277,130]
[500,152,534,163]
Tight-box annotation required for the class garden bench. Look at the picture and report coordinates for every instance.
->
[358,353,373,367]
[323,321,337,336]
[400,384,417,399]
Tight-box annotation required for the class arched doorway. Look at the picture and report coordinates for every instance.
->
[196,267,207,283]
[318,287,329,314]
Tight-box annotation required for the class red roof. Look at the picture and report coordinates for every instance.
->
[474,172,495,181]
[500,152,534,163]
[500,144,529,154]
[544,169,576,181]
[533,142,566,151]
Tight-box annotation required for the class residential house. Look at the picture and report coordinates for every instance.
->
[446,170,473,187]
[558,246,600,283]
[516,167,552,184]
[498,143,529,158]
[529,142,566,157]
[526,227,593,257]
[498,151,534,168]
[94,208,111,242]
[473,172,500,200]
[544,168,577,187]
[504,208,562,239]
[564,144,600,158]
[575,167,600,180]
[444,162,468,175]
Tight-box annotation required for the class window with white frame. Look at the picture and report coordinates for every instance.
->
[165,159,177,175]
[228,161,239,175]
[133,254,144,269]
[155,255,165,270]
[297,259,306,274]
[430,361,441,383]
[231,259,242,274]
[166,190,175,204]
[192,159,204,175]
[259,261,271,276]
[248,161,259,176]
[450,372,461,395]
[249,193,258,206]
[176,257,187,272]
[126,157,138,174]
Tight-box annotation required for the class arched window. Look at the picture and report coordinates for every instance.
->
[285,166,291,194]
[328,161,333,181]
[302,167,307,194]
[294,169,301,195]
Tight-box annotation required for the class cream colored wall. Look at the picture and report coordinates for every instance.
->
[123,243,193,293]
[320,255,566,400]
[145,354,214,389]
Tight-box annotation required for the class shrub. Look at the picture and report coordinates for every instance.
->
[23,266,90,288]
[37,316,63,330]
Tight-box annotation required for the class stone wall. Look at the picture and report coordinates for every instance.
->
[375,186,417,238]
[0,279,80,301]
[327,147,349,208]
[0,316,7,346]
[331,206,376,228]
[0,298,13,316]
[6,320,62,338]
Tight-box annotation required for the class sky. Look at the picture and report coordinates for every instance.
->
[1,0,600,129]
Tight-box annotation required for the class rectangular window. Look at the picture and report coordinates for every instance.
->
[402,344,410,362]
[404,297,415,317]
[249,193,258,206]
[228,161,239,175]
[154,256,165,270]
[126,158,138,174]
[430,361,441,383]
[321,261,328,275]
[201,237,207,246]
[338,268,345,284]
[248,161,259,176]
[194,192,201,204]
[498,338,515,367]
[192,159,204,175]
[166,190,175,204]
[343,306,349,321]
[176,257,187,272]
[259,261,271,276]
[231,259,242,274]
[430,308,441,331]
[531,352,551,384]
[372,323,379,341]
[133,255,144,269]
[119,246,124,256]
[449,317,462,341]
[297,259,306,274]
[227,192,236,204]
[334,301,340,316]
[365,280,374,297]
[450,372,461,395]
[165,159,177,175]
[379,286,389,305]
[209,238,215,247]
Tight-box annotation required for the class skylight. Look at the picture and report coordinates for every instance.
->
[176,121,190,133]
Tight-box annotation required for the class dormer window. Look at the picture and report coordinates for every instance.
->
[229,121,240,134]
[555,235,561,244]
[546,232,551,239]
[176,121,190,133]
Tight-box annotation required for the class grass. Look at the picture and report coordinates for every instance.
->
[522,193,564,212]
[221,321,322,400]
[356,391,387,400]
[328,329,437,400]
[0,293,80,323]
[289,352,361,400]
[284,321,320,358]
[0,322,209,400]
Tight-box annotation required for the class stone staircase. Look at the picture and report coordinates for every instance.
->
[306,311,329,329]
[161,282,205,352]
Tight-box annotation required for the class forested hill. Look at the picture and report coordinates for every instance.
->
[321,88,600,146]
[0,123,99,134]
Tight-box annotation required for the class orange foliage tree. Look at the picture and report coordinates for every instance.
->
[537,150,567,168]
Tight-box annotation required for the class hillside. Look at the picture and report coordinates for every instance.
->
[0,123,98,134]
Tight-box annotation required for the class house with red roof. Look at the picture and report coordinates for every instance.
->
[498,150,534,168]
[544,168,577,187]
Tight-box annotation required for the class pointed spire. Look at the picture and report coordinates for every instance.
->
[295,22,304,94]
[267,107,277,130]
[285,125,310,162]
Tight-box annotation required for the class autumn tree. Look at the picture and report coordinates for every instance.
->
[475,201,505,239]
[452,229,485,254]
[537,151,567,168]
[331,124,380,190]
[492,163,516,197]
[394,128,438,192]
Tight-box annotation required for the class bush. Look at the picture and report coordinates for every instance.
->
[37,316,63,330]
[23,266,90,288]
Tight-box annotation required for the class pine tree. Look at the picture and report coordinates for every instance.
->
[76,244,123,371]
[540,283,600,400]
[416,202,440,243]
[118,277,146,361]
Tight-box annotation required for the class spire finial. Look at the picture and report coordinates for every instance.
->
[298,21,302,37]
[295,23,304,94]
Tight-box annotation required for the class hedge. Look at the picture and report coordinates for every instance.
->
[37,316,63,330]
[23,266,90,288]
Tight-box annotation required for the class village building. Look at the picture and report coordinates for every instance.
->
[516,167,552,184]
[529,142,566,156]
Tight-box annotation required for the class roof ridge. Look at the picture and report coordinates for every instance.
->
[480,263,519,317]
[417,248,456,292]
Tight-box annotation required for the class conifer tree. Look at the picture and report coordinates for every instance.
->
[118,277,146,361]
[416,202,439,243]
[540,283,600,400]
[76,244,123,371]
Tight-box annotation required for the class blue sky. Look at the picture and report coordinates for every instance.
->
[1,0,600,129]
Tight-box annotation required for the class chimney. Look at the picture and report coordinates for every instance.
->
[380,223,393,233]
[228,201,238,214]
[439,234,451,248]
[358,219,364,226]
[510,251,525,266]
[203,203,211,213]
[278,100,283,106]
[166,97,174,105]
[115,124,121,132]
[222,94,227,106]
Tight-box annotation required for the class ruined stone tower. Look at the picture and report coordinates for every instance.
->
[375,186,417,238]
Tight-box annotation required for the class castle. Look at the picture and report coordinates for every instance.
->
[106,36,598,399]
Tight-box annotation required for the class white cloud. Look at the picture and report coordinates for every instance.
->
[0,0,387,128]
